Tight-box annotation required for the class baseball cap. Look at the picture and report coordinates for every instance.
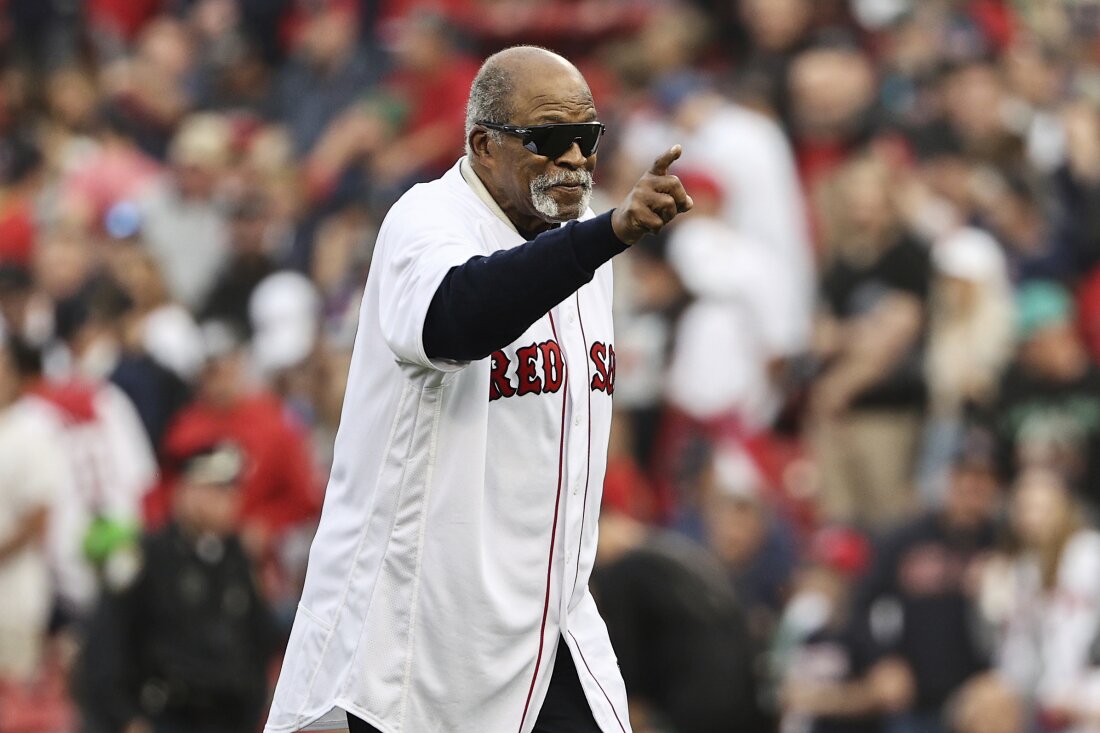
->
[808,526,871,577]
[933,228,1006,283]
[711,445,764,503]
[249,271,321,374]
[673,169,724,207]
[169,113,233,170]
[181,442,245,487]
[1016,280,1073,341]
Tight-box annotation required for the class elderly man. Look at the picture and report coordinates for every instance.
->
[265,46,691,733]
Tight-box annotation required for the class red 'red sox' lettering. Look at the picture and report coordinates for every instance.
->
[489,351,516,401]
[489,340,614,400]
[488,340,565,401]
[539,341,565,392]
[515,344,542,396]
[589,342,615,395]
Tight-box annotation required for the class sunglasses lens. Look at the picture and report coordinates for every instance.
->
[526,124,603,159]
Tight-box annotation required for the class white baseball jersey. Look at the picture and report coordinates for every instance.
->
[265,159,631,733]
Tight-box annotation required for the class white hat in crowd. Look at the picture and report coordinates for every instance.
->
[932,227,1007,284]
[249,271,321,374]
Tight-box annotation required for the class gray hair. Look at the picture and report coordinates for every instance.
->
[464,59,515,158]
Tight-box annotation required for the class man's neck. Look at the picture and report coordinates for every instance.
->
[461,158,553,240]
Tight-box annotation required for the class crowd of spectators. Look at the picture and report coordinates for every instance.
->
[3,0,1100,732]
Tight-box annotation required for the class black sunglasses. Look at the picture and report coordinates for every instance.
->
[477,120,606,159]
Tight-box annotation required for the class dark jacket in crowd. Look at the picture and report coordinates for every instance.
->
[984,363,1100,513]
[854,511,996,712]
[75,523,279,733]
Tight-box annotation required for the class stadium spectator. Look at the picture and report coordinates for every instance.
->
[786,44,877,199]
[920,228,1014,497]
[772,526,911,733]
[695,446,799,642]
[854,430,1000,733]
[74,442,278,733]
[977,468,1100,730]
[199,191,280,334]
[812,153,932,528]
[153,321,320,589]
[369,13,479,187]
[137,113,232,310]
[983,281,1100,513]
[36,278,158,617]
[663,169,794,432]
[274,0,384,156]
[618,76,813,345]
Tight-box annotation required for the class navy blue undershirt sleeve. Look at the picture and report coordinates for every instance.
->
[423,210,628,361]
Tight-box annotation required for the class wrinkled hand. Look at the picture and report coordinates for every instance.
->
[611,145,694,245]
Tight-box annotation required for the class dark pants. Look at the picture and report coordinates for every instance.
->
[347,642,600,733]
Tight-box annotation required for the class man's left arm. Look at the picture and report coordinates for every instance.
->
[423,212,627,361]
[423,145,693,362]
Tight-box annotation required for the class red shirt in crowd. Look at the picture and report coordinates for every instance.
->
[150,392,321,538]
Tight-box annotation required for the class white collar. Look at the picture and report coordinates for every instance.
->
[459,156,519,236]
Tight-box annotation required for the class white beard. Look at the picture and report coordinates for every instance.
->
[530,169,594,222]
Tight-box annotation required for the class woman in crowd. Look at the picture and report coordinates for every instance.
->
[920,227,1014,500]
[978,469,1100,731]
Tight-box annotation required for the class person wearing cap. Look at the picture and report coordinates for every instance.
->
[137,113,232,311]
[659,168,803,501]
[852,428,1000,733]
[198,192,279,334]
[979,279,1100,514]
[772,526,913,733]
[152,320,320,566]
[921,227,1013,499]
[74,442,279,733]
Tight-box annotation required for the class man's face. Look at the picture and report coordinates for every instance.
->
[176,480,240,536]
[475,64,598,232]
[1020,321,1086,381]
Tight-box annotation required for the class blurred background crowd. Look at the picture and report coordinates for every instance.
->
[3,0,1100,732]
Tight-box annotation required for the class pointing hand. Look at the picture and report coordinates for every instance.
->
[611,145,694,245]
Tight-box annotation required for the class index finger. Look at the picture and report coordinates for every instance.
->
[649,144,682,176]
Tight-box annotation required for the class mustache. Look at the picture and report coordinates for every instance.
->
[531,169,594,193]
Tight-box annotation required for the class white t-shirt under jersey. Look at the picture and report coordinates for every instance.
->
[265,159,631,733]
